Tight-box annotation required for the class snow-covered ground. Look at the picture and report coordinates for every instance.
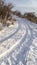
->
[0,15,37,65]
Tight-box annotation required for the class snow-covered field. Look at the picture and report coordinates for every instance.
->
[0,16,37,65]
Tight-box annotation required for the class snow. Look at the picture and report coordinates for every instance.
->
[0,15,37,65]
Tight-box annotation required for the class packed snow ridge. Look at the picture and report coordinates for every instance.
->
[0,15,37,65]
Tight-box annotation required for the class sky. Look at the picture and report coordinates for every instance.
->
[5,0,37,14]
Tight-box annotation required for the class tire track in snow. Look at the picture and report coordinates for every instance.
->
[0,16,37,65]
[0,22,20,43]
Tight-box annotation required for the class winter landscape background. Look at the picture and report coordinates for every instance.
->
[0,0,37,65]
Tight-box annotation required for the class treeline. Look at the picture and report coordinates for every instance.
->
[12,11,37,24]
[24,13,37,23]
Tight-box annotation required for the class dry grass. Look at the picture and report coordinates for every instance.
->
[0,17,16,27]
[0,24,2,31]
[0,27,2,31]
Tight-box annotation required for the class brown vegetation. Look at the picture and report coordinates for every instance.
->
[0,0,14,26]
[24,13,37,23]
[12,11,37,24]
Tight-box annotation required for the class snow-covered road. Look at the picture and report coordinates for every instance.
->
[0,16,37,65]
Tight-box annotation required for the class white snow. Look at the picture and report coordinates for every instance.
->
[0,15,37,65]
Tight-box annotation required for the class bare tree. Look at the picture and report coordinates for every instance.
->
[0,0,13,20]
